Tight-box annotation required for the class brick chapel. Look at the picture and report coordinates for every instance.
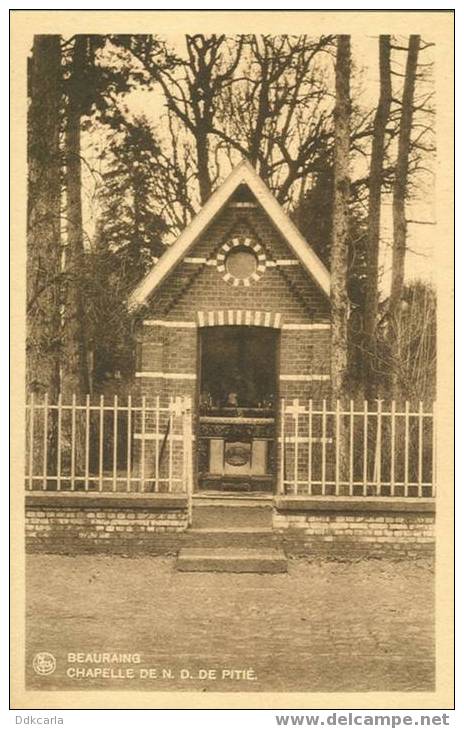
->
[129,158,332,494]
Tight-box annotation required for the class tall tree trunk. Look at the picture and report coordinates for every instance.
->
[390,35,421,393]
[363,35,392,397]
[27,35,62,399]
[196,122,211,204]
[330,35,351,398]
[61,35,90,399]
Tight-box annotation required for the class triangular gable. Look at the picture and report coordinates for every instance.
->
[128,158,330,311]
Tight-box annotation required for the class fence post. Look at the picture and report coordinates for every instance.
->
[293,398,299,495]
[183,396,193,525]
[42,392,48,490]
[374,399,382,495]
[84,394,90,491]
[432,400,436,497]
[140,395,146,493]
[57,393,62,491]
[28,393,34,491]
[349,399,354,496]
[168,397,175,493]
[362,400,368,496]
[334,399,340,495]
[307,398,313,496]
[155,395,160,492]
[321,399,327,495]
[70,393,76,491]
[390,400,396,496]
[404,400,410,496]
[98,395,104,492]
[126,394,132,493]
[279,398,285,494]
[112,395,118,492]
[418,400,424,497]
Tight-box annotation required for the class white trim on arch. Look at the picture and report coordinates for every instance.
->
[197,310,283,328]
[128,158,330,311]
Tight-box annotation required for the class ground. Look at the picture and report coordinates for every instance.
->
[26,554,434,693]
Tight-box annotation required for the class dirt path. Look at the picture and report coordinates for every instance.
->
[26,554,434,693]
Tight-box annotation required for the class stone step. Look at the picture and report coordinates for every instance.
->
[184,527,278,549]
[176,547,287,573]
[193,493,274,505]
[192,504,273,530]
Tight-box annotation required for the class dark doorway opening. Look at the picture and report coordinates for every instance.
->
[200,326,277,411]
[197,326,278,493]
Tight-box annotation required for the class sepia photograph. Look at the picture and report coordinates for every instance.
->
[10,9,454,710]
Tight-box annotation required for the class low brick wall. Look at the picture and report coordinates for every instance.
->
[25,493,189,555]
[273,497,435,559]
[26,493,435,559]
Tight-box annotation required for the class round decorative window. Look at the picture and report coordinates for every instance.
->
[226,248,257,279]
[217,236,266,286]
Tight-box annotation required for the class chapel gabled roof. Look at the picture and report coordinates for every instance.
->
[128,158,330,311]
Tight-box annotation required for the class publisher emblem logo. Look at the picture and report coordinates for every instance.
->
[33,652,56,676]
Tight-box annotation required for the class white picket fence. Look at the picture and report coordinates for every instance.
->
[25,394,435,499]
[279,398,436,497]
[25,394,193,494]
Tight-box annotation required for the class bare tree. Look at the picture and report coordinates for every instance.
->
[363,35,392,395]
[390,35,421,391]
[113,34,335,213]
[215,34,334,204]
[185,34,246,202]
[126,34,245,204]
[330,35,351,397]
[27,35,62,398]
